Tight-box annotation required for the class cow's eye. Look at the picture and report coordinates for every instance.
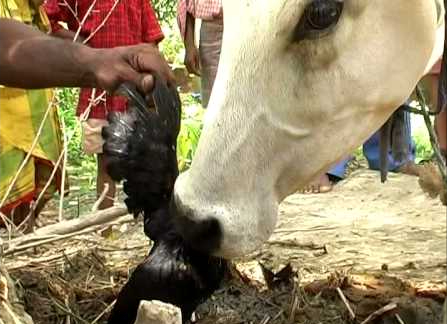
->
[295,0,344,41]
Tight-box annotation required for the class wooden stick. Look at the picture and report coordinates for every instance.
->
[2,206,128,253]
[91,300,116,324]
[92,183,110,212]
[33,205,128,237]
[4,247,81,270]
[3,215,132,256]
[336,287,355,320]
[58,110,69,222]
[73,0,98,42]
[394,313,406,324]
[359,303,397,324]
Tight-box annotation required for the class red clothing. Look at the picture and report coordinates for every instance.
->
[44,0,164,119]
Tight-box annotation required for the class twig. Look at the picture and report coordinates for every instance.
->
[83,0,121,44]
[336,287,355,320]
[0,274,7,301]
[272,310,284,322]
[61,0,81,25]
[3,224,107,256]
[4,247,81,270]
[267,239,325,250]
[50,295,89,324]
[2,206,129,254]
[58,109,69,222]
[402,106,426,115]
[90,300,116,324]
[394,314,406,324]
[0,275,22,324]
[92,183,110,212]
[274,225,340,234]
[259,315,270,324]
[288,283,299,324]
[73,0,98,42]
[359,303,397,324]
[1,301,23,324]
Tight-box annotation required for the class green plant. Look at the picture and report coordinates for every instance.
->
[151,0,177,26]
[177,94,204,171]
[159,26,185,66]
[414,132,434,163]
[56,88,85,165]
[411,114,434,163]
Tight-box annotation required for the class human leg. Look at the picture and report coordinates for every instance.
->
[199,18,223,108]
[82,118,116,209]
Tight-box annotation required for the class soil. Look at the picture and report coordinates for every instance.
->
[1,167,446,324]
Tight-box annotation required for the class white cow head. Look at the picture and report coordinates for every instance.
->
[173,0,442,258]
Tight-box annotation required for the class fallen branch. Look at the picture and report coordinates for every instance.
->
[32,205,128,237]
[1,205,129,255]
[359,303,397,324]
[3,214,133,256]
[4,247,81,270]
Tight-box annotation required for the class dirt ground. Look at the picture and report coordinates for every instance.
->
[253,168,446,283]
[2,167,446,324]
[195,168,446,324]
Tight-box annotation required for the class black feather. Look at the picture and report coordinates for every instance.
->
[102,78,225,324]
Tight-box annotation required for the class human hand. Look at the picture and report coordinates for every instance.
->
[86,43,175,94]
[184,44,201,76]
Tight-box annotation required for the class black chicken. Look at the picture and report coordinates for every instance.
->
[102,78,226,324]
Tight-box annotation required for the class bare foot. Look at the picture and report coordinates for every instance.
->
[300,174,333,194]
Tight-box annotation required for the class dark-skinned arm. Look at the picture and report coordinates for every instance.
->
[51,29,82,42]
[183,12,201,76]
[0,18,174,92]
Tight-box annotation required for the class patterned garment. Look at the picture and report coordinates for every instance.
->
[44,0,164,119]
[177,0,222,40]
[0,0,64,216]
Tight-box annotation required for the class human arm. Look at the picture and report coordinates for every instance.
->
[0,18,174,92]
[52,29,82,42]
[183,12,201,76]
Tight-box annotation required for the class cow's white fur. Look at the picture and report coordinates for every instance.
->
[174,0,445,258]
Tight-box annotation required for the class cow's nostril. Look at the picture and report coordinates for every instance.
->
[174,213,222,254]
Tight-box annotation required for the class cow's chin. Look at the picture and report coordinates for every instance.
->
[173,172,278,259]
